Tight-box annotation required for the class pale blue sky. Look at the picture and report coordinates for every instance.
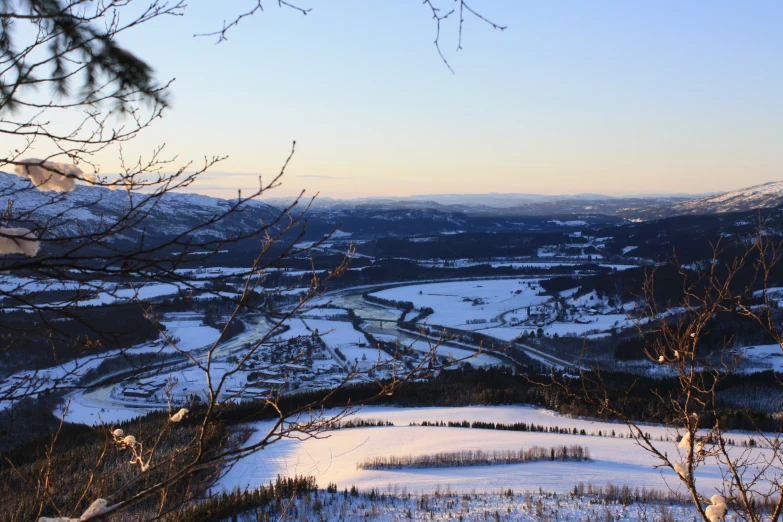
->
[110,1,782,199]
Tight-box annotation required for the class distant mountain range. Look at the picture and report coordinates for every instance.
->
[272,181,783,220]
[265,192,701,217]
[3,172,782,249]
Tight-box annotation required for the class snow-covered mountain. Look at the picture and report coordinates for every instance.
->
[624,181,783,220]
[0,172,284,244]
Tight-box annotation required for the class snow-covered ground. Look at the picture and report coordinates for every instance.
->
[414,258,637,272]
[58,384,158,425]
[369,329,507,368]
[54,315,407,426]
[175,267,256,279]
[487,314,628,340]
[303,319,367,348]
[1,318,221,406]
[161,319,222,352]
[737,344,783,373]
[74,283,185,307]
[1,278,199,310]
[220,405,756,497]
[0,275,87,293]
[371,280,549,330]
[301,318,394,368]
[369,281,637,345]
[301,307,350,318]
[225,489,706,521]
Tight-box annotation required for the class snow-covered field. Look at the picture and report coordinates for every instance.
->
[280,315,505,369]
[159,319,222,352]
[414,258,637,272]
[489,314,628,340]
[371,280,549,330]
[74,283,185,307]
[303,318,367,348]
[737,344,783,372]
[368,280,637,344]
[220,406,750,497]
[301,318,395,368]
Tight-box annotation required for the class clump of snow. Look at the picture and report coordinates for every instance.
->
[109,178,132,191]
[14,158,87,192]
[678,432,691,449]
[38,498,113,521]
[673,462,688,478]
[705,494,728,521]
[0,227,39,256]
[170,408,188,423]
[112,430,153,472]
[78,498,110,519]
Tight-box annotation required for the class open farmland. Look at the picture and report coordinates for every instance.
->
[371,279,550,330]
[220,405,749,497]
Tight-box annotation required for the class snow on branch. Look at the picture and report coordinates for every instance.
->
[13,159,95,193]
[37,497,112,521]
[0,227,40,256]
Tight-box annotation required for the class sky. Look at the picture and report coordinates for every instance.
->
[97,1,783,199]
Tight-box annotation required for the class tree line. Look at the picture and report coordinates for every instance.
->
[356,445,590,470]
